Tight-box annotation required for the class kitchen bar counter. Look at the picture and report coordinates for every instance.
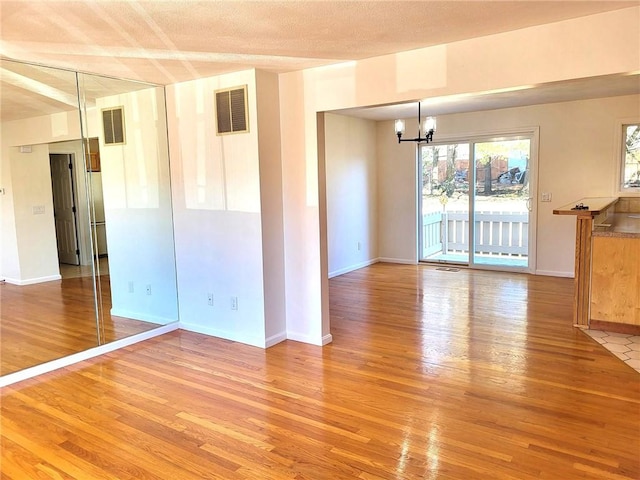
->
[592,212,640,238]
[552,197,618,217]
[553,197,619,327]
[554,196,640,331]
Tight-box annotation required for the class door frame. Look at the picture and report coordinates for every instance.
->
[417,126,539,273]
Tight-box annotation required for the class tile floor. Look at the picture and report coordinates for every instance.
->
[583,329,640,373]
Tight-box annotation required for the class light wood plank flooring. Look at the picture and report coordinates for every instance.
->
[0,275,164,376]
[1,264,638,479]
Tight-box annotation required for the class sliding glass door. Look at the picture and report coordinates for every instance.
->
[472,138,530,268]
[419,143,470,264]
[419,134,533,271]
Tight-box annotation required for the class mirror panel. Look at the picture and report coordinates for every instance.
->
[0,59,179,377]
[77,72,179,337]
[0,60,99,375]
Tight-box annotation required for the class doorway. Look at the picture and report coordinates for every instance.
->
[418,134,534,271]
[49,153,80,266]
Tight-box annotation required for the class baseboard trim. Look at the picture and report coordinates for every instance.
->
[589,320,640,335]
[329,258,379,278]
[265,331,287,348]
[321,333,333,345]
[178,322,266,349]
[4,274,62,285]
[535,269,574,278]
[377,257,416,265]
[110,308,176,325]
[0,323,179,387]
[286,331,332,346]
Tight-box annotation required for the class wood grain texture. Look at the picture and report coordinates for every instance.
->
[2,264,639,479]
[574,216,593,327]
[591,236,640,325]
[0,275,162,375]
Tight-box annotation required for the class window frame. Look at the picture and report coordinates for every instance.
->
[616,119,640,195]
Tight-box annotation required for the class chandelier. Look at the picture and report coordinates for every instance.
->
[394,102,436,144]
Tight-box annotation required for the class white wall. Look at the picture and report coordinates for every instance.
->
[279,7,640,342]
[256,70,287,345]
[376,95,640,276]
[324,113,378,276]
[7,144,60,283]
[0,109,83,284]
[96,87,179,325]
[167,69,272,347]
[377,130,419,264]
[0,139,20,281]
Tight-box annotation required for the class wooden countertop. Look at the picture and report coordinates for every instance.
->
[553,197,618,217]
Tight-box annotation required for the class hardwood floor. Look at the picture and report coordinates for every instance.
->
[1,263,638,479]
[0,275,164,375]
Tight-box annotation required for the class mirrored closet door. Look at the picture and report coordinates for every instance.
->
[0,59,179,376]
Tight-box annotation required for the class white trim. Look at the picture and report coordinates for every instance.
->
[418,127,539,274]
[4,274,62,285]
[427,126,542,145]
[286,331,333,346]
[328,258,378,278]
[179,322,266,348]
[535,269,574,278]
[615,118,640,196]
[321,333,333,345]
[0,323,179,387]
[378,257,416,265]
[527,127,540,274]
[265,331,287,348]
[110,308,176,325]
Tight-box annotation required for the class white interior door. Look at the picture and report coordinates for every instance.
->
[50,154,80,265]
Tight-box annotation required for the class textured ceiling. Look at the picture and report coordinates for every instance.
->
[1,1,638,85]
[1,1,639,122]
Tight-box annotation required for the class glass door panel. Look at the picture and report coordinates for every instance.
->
[472,139,530,268]
[419,143,470,264]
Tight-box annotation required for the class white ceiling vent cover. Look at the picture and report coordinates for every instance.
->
[215,86,248,135]
[102,107,125,145]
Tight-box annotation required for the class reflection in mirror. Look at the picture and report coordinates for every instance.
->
[0,59,179,377]
[77,72,179,338]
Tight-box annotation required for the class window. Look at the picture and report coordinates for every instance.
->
[622,123,640,190]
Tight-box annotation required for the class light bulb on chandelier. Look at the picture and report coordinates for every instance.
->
[395,102,436,144]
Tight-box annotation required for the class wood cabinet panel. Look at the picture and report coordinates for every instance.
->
[86,152,100,171]
[591,236,640,325]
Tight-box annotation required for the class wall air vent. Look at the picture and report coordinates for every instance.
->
[102,107,125,145]
[215,86,248,135]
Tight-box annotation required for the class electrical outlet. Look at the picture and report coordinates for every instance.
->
[146,284,152,295]
[231,296,238,310]
[32,205,45,215]
[541,192,552,202]
[128,281,134,293]
[207,293,214,306]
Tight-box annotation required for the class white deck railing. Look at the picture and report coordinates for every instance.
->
[422,210,528,258]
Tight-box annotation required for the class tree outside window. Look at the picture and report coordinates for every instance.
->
[623,124,640,189]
